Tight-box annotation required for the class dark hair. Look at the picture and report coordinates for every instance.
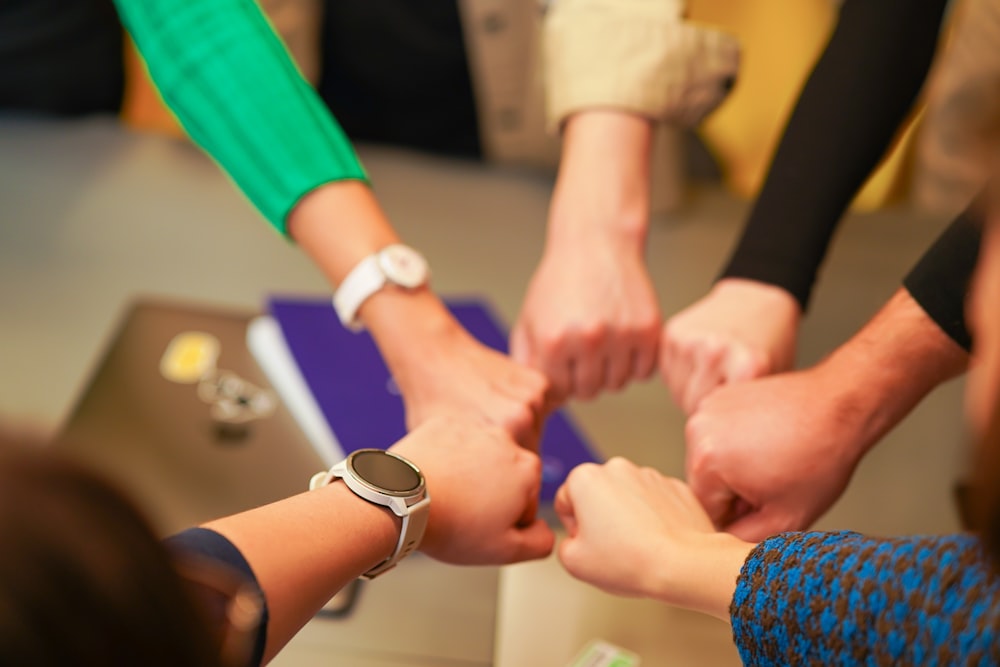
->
[0,435,222,666]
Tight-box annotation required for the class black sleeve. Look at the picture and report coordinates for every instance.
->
[903,199,983,351]
[0,0,124,115]
[720,0,948,310]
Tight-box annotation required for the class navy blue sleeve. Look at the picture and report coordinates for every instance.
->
[731,531,1000,666]
[164,527,269,667]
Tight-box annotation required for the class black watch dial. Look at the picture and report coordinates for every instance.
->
[351,450,422,494]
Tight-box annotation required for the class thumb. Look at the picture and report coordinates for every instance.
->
[687,471,739,529]
[506,519,556,562]
[724,508,789,543]
[553,482,577,537]
[510,320,533,366]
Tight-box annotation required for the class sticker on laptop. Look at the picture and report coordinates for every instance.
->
[160,332,221,383]
[161,331,276,425]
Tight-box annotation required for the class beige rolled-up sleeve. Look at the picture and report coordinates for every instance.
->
[544,0,738,130]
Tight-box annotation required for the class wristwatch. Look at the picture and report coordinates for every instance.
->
[333,244,430,330]
[309,449,430,579]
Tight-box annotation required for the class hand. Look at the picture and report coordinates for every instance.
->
[285,182,551,449]
[661,278,801,414]
[685,287,970,542]
[393,317,551,452]
[555,458,752,619]
[392,415,555,565]
[684,367,869,541]
[512,239,660,403]
[512,110,660,404]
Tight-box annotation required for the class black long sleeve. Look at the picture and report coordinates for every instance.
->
[720,0,948,310]
[903,198,983,351]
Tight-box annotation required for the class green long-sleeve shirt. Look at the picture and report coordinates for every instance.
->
[114,0,368,235]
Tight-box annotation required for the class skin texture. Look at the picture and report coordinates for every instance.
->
[552,219,1000,628]
[288,182,550,451]
[204,415,554,663]
[684,288,968,540]
[555,457,753,620]
[512,111,660,404]
[968,217,1000,433]
[660,277,801,414]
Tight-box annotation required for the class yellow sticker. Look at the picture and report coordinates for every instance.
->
[160,332,220,383]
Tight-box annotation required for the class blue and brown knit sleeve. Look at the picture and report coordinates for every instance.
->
[731,531,1000,666]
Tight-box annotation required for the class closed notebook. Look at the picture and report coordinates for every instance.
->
[247,295,601,502]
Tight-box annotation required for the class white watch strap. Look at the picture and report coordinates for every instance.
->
[332,254,386,330]
[364,495,430,578]
[309,460,430,579]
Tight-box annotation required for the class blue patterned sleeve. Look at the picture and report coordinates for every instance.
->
[731,531,1000,666]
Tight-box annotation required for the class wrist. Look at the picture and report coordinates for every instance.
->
[651,532,754,621]
[817,289,969,456]
[549,111,654,246]
[321,480,402,565]
[360,289,465,387]
[711,278,800,312]
[287,181,401,286]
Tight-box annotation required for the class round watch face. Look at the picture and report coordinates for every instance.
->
[378,244,429,289]
[350,450,423,495]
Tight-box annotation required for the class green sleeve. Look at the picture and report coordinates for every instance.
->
[113,0,368,235]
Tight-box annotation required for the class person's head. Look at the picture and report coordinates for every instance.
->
[0,432,226,666]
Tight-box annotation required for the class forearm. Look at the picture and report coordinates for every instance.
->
[732,531,1000,664]
[721,0,947,310]
[817,288,968,458]
[286,180,463,384]
[202,483,399,663]
[114,0,367,232]
[652,532,754,622]
[548,110,654,251]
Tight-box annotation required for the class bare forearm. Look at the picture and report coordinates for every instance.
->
[286,181,399,286]
[652,533,754,621]
[819,288,969,457]
[549,110,654,249]
[203,483,398,662]
[286,180,460,383]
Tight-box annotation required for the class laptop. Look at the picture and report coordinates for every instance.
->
[53,296,499,666]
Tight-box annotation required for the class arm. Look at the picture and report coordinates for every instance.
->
[514,0,739,402]
[685,286,968,541]
[554,462,1000,664]
[174,416,555,664]
[555,458,753,620]
[511,111,661,402]
[114,0,550,444]
[683,193,982,540]
[733,532,1000,664]
[662,0,949,412]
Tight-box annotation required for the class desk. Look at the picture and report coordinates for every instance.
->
[0,117,964,666]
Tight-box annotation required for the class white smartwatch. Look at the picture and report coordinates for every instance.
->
[333,244,430,330]
[309,449,430,579]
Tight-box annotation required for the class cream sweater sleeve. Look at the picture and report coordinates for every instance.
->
[543,0,738,130]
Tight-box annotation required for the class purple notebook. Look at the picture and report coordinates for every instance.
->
[263,295,601,502]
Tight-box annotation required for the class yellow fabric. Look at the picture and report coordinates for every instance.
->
[120,0,321,141]
[121,37,186,138]
[687,0,918,210]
